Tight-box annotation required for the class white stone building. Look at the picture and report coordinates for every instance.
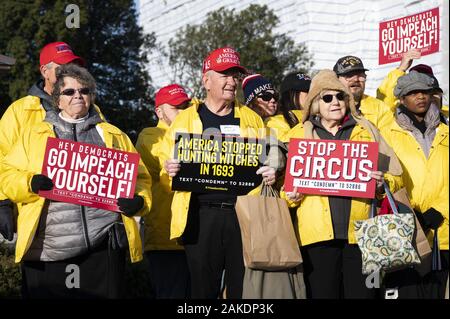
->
[138,0,448,99]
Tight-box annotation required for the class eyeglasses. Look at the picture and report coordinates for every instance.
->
[60,88,91,96]
[321,92,345,103]
[257,92,279,102]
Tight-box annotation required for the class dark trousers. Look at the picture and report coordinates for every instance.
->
[181,202,245,299]
[384,251,449,299]
[422,250,449,299]
[21,239,125,299]
[302,240,376,299]
[145,250,191,299]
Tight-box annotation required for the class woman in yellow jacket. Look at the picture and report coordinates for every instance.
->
[266,72,311,141]
[0,64,151,298]
[376,49,448,121]
[284,69,403,299]
[383,71,448,299]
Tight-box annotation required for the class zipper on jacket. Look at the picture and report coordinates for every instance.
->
[72,124,91,251]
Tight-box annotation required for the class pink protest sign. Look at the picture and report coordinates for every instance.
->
[379,7,439,65]
[39,137,140,212]
[284,139,379,199]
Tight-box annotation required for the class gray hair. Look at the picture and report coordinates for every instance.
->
[52,64,96,108]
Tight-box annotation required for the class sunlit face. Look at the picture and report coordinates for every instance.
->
[253,89,278,118]
[338,71,366,103]
[400,90,432,116]
[318,90,347,122]
[58,77,91,119]
[203,69,239,103]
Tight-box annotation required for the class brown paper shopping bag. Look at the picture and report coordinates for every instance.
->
[235,185,302,271]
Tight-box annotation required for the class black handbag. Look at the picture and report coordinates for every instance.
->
[108,222,129,250]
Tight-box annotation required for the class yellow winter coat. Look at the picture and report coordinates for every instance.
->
[0,121,152,263]
[359,94,395,132]
[376,68,406,111]
[376,68,450,119]
[284,120,403,247]
[136,121,183,251]
[265,110,303,142]
[159,99,265,240]
[382,120,449,250]
[0,95,104,200]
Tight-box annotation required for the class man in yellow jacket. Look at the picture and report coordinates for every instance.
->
[383,71,448,299]
[333,55,395,132]
[160,47,278,299]
[0,42,91,242]
[135,84,191,298]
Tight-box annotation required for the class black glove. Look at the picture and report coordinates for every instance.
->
[31,174,54,194]
[422,208,444,230]
[0,200,14,241]
[117,195,144,217]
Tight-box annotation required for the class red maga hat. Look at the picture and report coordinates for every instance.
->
[202,47,246,74]
[155,84,191,108]
[39,42,84,66]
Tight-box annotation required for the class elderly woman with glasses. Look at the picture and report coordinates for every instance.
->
[283,69,403,299]
[0,63,152,298]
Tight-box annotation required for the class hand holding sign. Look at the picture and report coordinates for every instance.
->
[398,49,421,72]
[285,186,303,203]
[117,195,144,217]
[164,159,181,177]
[31,174,54,194]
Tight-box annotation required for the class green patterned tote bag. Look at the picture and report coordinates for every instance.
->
[354,182,421,275]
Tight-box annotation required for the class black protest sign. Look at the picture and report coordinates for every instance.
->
[172,132,265,194]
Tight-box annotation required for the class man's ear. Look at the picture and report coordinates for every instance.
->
[202,72,210,91]
[155,106,164,120]
[40,64,48,79]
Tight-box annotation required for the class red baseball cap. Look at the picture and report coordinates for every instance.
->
[202,47,247,74]
[155,84,191,108]
[39,42,85,66]
[410,64,434,76]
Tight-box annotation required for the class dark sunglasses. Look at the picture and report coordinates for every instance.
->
[60,88,91,96]
[321,92,345,103]
[257,91,279,102]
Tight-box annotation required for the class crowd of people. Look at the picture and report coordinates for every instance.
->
[0,41,448,299]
